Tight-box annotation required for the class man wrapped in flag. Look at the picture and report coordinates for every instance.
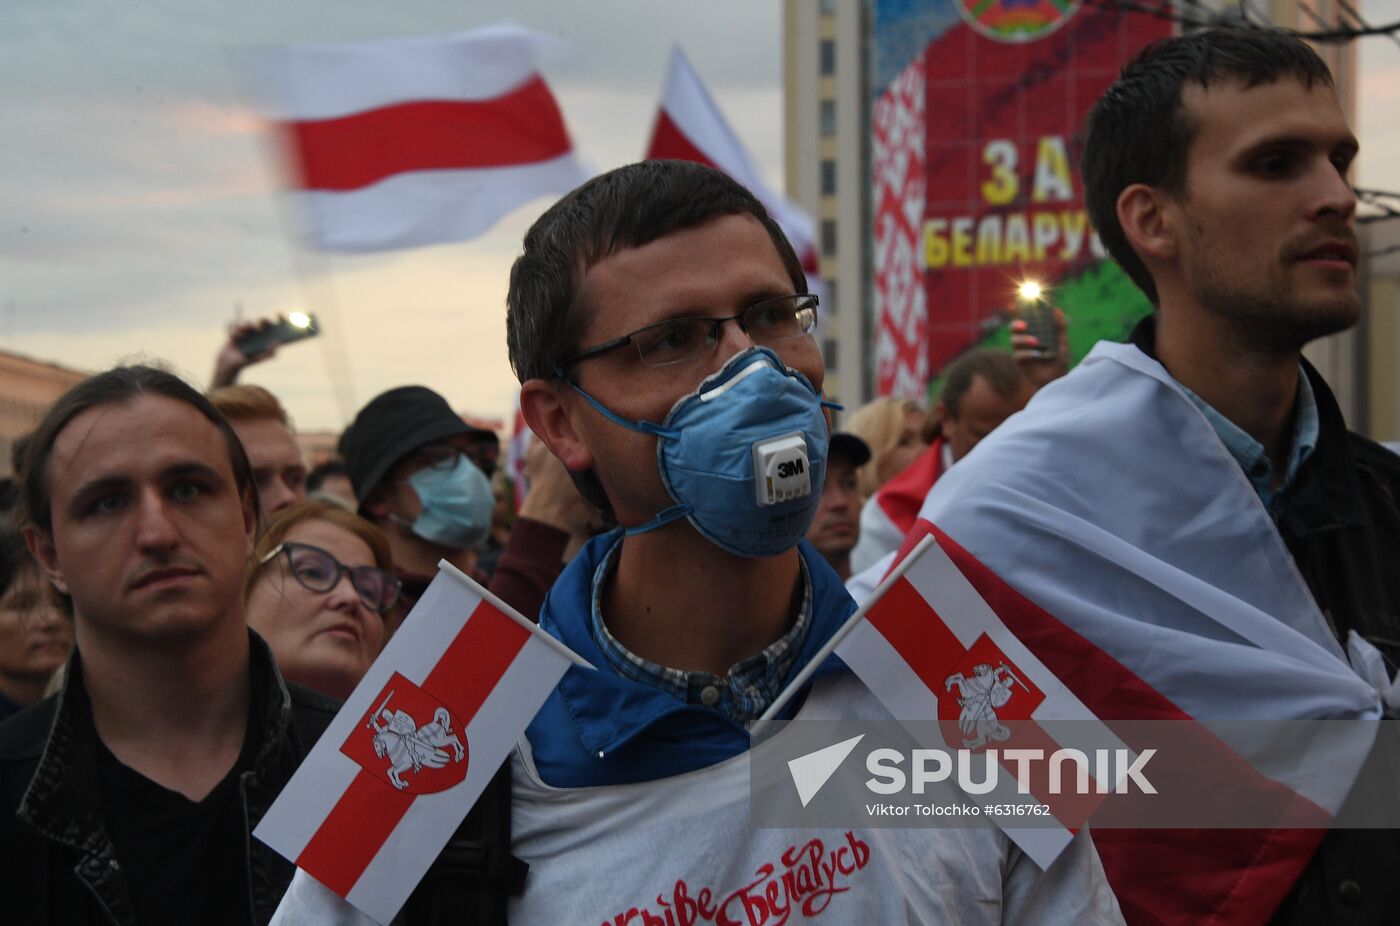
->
[864,27,1400,926]
[272,160,1123,923]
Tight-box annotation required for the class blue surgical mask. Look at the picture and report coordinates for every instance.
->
[397,454,493,549]
[564,346,835,558]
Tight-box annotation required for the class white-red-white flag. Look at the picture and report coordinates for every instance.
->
[645,47,823,293]
[832,534,1130,868]
[254,561,587,925]
[243,24,590,252]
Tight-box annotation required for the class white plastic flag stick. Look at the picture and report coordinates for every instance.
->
[435,559,593,670]
[750,534,937,738]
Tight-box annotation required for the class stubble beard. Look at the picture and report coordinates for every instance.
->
[1186,218,1360,357]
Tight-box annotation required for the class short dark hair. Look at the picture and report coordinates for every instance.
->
[1082,28,1334,304]
[506,159,806,383]
[18,364,258,534]
[939,349,1024,420]
[505,160,806,521]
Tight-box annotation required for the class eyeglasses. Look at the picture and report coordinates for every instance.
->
[556,293,818,374]
[259,541,402,615]
[409,443,465,472]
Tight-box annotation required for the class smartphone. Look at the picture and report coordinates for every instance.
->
[1015,290,1057,361]
[235,313,320,357]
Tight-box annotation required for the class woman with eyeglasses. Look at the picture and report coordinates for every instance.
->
[245,500,401,700]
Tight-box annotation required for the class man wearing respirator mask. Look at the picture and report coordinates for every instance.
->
[499,161,1118,921]
[270,159,1120,926]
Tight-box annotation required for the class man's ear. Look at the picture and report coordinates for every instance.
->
[520,378,593,474]
[1117,183,1179,264]
[24,525,69,596]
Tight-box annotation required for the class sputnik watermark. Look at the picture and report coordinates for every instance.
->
[863,747,1157,797]
[786,733,1155,810]
[755,718,1400,830]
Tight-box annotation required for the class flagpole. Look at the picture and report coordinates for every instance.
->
[750,533,937,739]
[227,48,359,424]
[437,559,595,670]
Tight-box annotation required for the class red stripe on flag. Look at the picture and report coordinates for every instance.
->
[645,109,717,169]
[875,439,946,536]
[864,574,966,694]
[647,110,821,280]
[286,77,571,192]
[867,566,1103,829]
[295,775,413,897]
[906,521,1328,926]
[294,599,533,896]
[421,600,531,711]
[990,718,1105,830]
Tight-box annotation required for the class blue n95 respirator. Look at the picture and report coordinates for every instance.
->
[564,346,835,558]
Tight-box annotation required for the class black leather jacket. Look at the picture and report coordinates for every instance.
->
[0,632,337,926]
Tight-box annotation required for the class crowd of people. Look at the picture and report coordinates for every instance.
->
[0,26,1394,926]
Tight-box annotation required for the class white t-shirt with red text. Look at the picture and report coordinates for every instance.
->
[271,673,1123,925]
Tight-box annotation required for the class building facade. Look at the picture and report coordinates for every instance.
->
[0,350,86,477]
[785,0,873,410]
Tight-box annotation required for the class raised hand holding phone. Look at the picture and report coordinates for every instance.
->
[1009,281,1069,390]
[211,313,321,388]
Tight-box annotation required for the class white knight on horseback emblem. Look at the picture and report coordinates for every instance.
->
[944,661,1028,749]
[366,689,466,790]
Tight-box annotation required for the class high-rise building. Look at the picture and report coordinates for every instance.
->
[784,0,873,410]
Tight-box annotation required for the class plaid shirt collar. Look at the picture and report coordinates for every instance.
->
[588,535,813,727]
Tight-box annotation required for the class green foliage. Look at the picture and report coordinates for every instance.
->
[926,261,1153,403]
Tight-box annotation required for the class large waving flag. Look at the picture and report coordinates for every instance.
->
[255,561,588,925]
[243,25,590,252]
[645,47,823,291]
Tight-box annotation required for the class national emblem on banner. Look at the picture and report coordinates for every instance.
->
[255,562,589,925]
[342,672,469,794]
[940,634,1046,749]
[954,0,1082,43]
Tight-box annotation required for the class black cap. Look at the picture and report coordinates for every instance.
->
[828,432,872,467]
[342,386,488,505]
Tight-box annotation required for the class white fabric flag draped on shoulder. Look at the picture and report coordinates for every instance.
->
[255,562,588,926]
[242,24,590,252]
[883,340,1386,925]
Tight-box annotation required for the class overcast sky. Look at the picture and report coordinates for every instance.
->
[3,0,1399,432]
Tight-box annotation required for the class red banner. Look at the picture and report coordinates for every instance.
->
[874,2,1169,393]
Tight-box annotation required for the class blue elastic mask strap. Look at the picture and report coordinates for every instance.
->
[622,503,693,537]
[557,375,681,440]
[821,399,844,411]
